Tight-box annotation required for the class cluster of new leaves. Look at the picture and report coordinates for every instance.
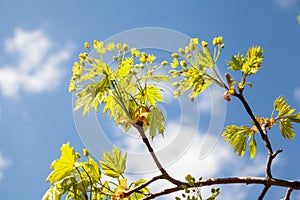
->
[222,125,257,158]
[270,97,300,139]
[222,46,300,158]
[45,35,300,199]
[170,37,227,101]
[227,46,263,76]
[69,40,169,139]
[43,142,149,200]
[225,46,263,94]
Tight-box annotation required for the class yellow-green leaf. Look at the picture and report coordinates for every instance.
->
[279,119,295,140]
[47,142,76,184]
[242,46,263,75]
[227,53,244,71]
[149,107,165,139]
[81,157,101,182]
[100,146,127,178]
[144,85,164,106]
[222,125,254,157]
[42,185,61,200]
[249,137,257,159]
[288,112,300,123]
[274,97,295,118]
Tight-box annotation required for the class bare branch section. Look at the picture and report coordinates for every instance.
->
[142,177,300,199]
[258,184,270,200]
[132,123,183,187]
[283,187,293,200]
[234,93,277,179]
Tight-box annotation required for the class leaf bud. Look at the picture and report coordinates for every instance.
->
[172,53,179,58]
[161,61,168,66]
[116,43,122,51]
[174,91,181,98]
[178,48,185,55]
[123,43,129,51]
[84,42,90,50]
[83,148,89,157]
[180,60,187,67]
[75,152,81,159]
[223,92,231,102]
[201,41,208,48]
[172,82,179,88]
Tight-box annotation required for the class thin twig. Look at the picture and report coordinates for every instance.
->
[132,123,183,186]
[132,123,167,175]
[124,174,164,197]
[258,184,271,200]
[234,93,275,178]
[283,187,293,200]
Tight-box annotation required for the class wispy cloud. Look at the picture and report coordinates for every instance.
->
[294,87,300,102]
[0,151,11,182]
[123,122,266,199]
[274,0,299,8]
[0,28,72,99]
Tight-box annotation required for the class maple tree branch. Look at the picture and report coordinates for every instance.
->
[124,174,164,197]
[283,187,293,200]
[233,92,276,179]
[132,123,183,186]
[142,177,300,200]
[132,124,166,174]
[258,184,270,200]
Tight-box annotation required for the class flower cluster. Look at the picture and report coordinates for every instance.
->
[170,36,226,100]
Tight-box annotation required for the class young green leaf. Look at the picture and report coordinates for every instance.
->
[249,137,257,159]
[274,97,295,118]
[287,112,300,123]
[46,142,76,184]
[139,85,164,106]
[149,107,165,139]
[42,185,61,200]
[279,119,295,140]
[227,53,244,71]
[81,157,101,182]
[222,125,255,158]
[100,146,127,178]
[117,57,133,81]
[242,46,263,75]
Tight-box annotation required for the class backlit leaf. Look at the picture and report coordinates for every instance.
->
[249,137,257,159]
[143,85,164,106]
[100,146,127,178]
[274,97,295,118]
[227,53,244,71]
[42,185,61,200]
[279,119,295,140]
[149,107,165,139]
[287,112,300,123]
[222,125,254,157]
[47,142,76,184]
[242,46,263,75]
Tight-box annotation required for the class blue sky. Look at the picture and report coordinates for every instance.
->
[1,0,300,199]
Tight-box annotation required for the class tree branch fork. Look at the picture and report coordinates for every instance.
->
[125,92,299,199]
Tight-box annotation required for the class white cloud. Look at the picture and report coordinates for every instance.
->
[294,87,300,102]
[122,121,267,199]
[0,151,11,183]
[274,0,299,8]
[0,28,71,99]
